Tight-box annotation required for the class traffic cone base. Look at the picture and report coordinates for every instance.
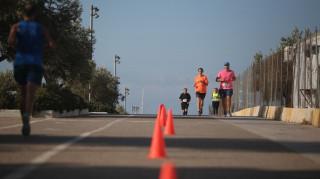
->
[148,117,167,159]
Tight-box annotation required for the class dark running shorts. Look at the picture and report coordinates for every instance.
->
[219,89,233,98]
[181,102,189,110]
[14,65,44,86]
[196,92,206,99]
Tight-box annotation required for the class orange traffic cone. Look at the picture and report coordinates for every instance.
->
[156,104,163,121]
[159,161,178,179]
[160,105,167,127]
[164,109,175,135]
[148,117,167,159]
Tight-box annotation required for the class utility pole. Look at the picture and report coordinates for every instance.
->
[114,54,120,77]
[124,87,129,112]
[89,5,99,101]
[141,88,144,114]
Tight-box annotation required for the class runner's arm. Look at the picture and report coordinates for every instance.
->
[216,77,226,82]
[8,24,18,50]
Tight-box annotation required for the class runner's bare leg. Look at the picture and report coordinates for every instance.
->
[25,82,38,114]
[227,96,232,112]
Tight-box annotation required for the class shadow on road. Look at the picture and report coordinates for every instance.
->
[1,163,319,179]
[1,134,319,154]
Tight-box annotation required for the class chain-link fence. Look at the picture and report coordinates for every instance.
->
[232,30,320,112]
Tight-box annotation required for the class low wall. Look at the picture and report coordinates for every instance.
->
[233,106,319,127]
[0,110,20,118]
[34,109,89,118]
[0,109,89,118]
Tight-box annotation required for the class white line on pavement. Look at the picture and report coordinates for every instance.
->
[2,116,130,179]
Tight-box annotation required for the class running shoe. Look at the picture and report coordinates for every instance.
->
[223,111,227,117]
[21,114,30,136]
[226,111,232,117]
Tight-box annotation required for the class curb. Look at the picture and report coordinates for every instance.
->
[233,106,319,127]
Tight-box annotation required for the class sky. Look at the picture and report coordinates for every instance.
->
[77,0,320,115]
[1,0,320,115]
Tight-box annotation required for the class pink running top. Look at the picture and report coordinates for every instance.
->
[217,69,235,89]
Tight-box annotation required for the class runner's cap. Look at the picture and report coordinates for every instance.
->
[224,62,230,66]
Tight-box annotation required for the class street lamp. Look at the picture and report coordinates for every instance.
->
[124,87,129,112]
[89,5,99,102]
[132,106,139,114]
[114,54,120,77]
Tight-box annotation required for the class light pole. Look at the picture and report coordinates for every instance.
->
[132,106,139,114]
[89,5,99,101]
[124,87,129,112]
[114,54,120,77]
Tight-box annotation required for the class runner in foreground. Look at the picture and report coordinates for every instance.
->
[8,4,55,136]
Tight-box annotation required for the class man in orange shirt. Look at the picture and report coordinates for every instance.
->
[193,68,209,116]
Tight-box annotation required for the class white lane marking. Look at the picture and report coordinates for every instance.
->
[127,121,153,123]
[0,119,52,130]
[3,117,129,179]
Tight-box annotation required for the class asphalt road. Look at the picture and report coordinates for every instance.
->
[0,114,320,179]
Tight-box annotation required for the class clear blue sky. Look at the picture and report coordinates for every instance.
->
[78,0,320,115]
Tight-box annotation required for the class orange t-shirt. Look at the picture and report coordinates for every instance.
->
[194,75,209,93]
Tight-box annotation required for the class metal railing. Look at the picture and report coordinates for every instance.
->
[232,31,319,112]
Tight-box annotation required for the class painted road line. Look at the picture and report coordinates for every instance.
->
[3,116,130,179]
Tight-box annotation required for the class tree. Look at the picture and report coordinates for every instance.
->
[91,67,121,110]
[116,105,128,115]
[253,51,262,64]
[0,70,18,109]
[0,0,94,85]
[69,67,121,112]
[280,27,302,49]
[303,28,311,38]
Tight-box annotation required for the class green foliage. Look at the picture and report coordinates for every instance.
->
[280,27,302,49]
[87,101,117,113]
[69,67,121,113]
[91,67,120,106]
[253,51,262,64]
[0,70,89,112]
[0,70,18,109]
[0,0,94,85]
[33,84,88,113]
[116,105,128,115]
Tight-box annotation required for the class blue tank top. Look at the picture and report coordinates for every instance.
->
[14,21,43,67]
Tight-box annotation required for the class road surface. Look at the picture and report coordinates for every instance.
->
[1,114,319,179]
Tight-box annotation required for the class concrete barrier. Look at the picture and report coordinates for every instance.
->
[262,106,269,118]
[290,108,313,124]
[266,106,281,120]
[233,106,319,127]
[312,109,320,127]
[253,106,261,117]
[280,107,292,122]
[34,109,89,118]
[0,110,20,118]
